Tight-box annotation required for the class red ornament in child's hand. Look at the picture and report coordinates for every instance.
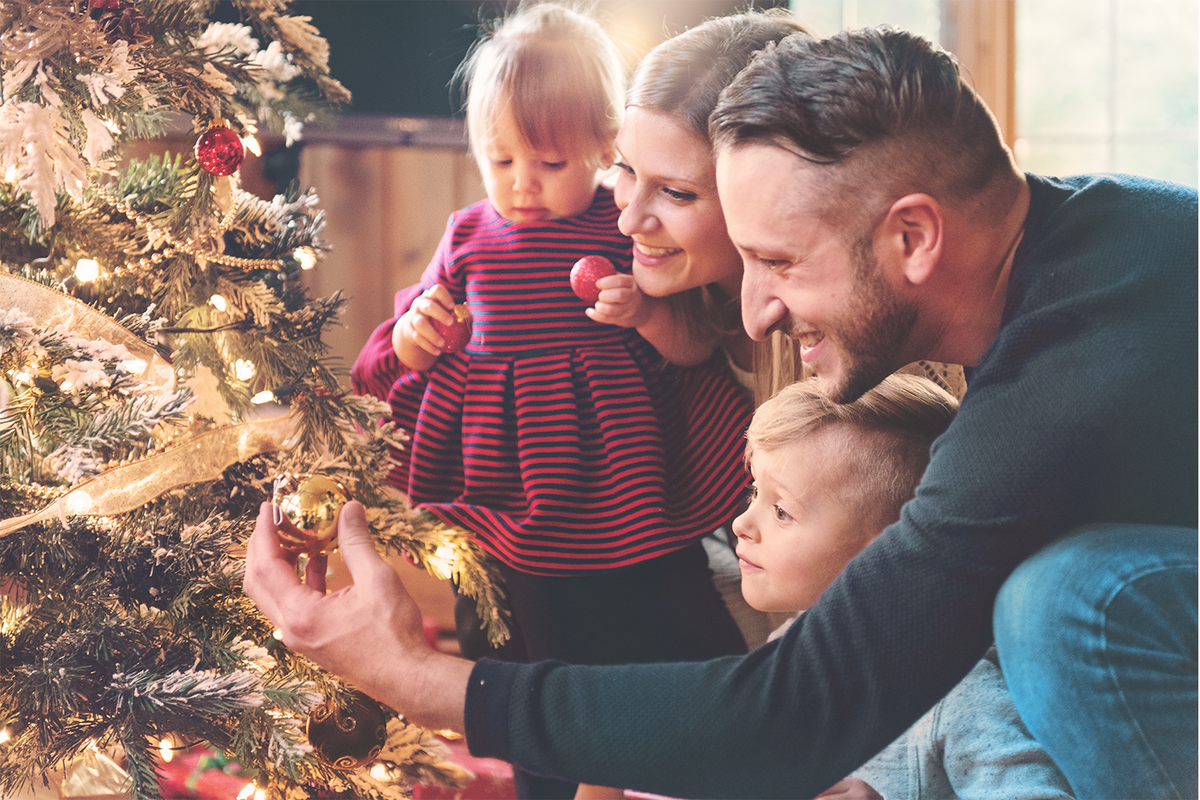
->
[570,255,618,305]
[195,123,245,176]
[431,303,472,353]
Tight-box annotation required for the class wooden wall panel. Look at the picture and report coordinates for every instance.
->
[942,0,1017,147]
[298,145,483,383]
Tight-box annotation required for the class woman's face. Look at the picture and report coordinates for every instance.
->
[613,107,744,298]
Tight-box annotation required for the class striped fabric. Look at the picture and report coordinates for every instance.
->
[351,187,753,576]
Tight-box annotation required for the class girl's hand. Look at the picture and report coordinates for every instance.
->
[394,285,457,370]
[586,273,651,329]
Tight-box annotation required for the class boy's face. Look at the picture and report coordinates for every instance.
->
[478,108,609,223]
[732,432,877,614]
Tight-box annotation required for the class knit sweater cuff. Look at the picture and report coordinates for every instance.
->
[464,658,522,761]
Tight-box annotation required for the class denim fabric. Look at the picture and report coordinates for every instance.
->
[994,525,1197,799]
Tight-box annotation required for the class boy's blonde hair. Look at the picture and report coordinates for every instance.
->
[746,374,959,532]
[459,2,626,169]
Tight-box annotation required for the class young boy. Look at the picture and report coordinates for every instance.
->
[734,374,1075,800]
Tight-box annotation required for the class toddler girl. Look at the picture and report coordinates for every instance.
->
[351,5,752,796]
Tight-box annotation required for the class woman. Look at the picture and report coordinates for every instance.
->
[613,9,812,405]
[601,11,815,658]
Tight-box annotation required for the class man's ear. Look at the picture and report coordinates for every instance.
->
[879,194,943,286]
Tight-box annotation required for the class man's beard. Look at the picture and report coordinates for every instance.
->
[815,240,919,404]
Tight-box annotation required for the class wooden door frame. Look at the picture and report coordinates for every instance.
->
[941,0,1017,147]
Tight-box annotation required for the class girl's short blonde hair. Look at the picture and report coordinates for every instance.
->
[459,2,626,168]
[746,374,959,531]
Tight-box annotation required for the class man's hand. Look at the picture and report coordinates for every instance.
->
[243,500,472,732]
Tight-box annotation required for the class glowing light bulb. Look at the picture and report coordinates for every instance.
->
[272,628,284,640]
[159,738,174,762]
[0,729,10,744]
[74,259,100,282]
[294,246,317,270]
[236,782,257,800]
[3,165,15,183]
[210,294,227,312]
[64,491,94,515]
[428,543,457,580]
[251,390,275,405]
[242,135,262,157]
[234,359,256,381]
[370,763,389,780]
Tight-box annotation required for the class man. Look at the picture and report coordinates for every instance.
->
[244,27,1196,799]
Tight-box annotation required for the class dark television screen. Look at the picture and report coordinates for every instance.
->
[280,1,788,118]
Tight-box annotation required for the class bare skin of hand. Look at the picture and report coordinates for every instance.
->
[586,273,652,329]
[242,500,473,733]
[584,274,715,366]
[814,777,884,799]
[393,284,459,371]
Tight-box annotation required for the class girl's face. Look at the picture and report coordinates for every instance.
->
[478,106,611,223]
[613,107,744,298]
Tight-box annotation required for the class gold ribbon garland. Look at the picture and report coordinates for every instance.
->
[0,415,296,538]
[0,271,174,391]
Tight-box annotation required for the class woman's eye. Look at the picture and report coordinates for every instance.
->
[492,159,512,167]
[773,505,791,522]
[662,187,696,202]
[614,160,634,176]
[543,161,566,170]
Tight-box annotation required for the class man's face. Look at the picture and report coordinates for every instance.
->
[716,143,918,404]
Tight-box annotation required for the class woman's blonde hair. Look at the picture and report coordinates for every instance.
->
[626,10,814,355]
[459,2,626,169]
[746,373,959,530]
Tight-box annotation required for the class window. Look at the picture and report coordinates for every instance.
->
[1015,0,1197,187]
[790,0,1198,187]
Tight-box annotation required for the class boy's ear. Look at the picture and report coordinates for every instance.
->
[879,193,943,286]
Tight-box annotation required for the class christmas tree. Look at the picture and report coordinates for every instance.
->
[0,1,506,798]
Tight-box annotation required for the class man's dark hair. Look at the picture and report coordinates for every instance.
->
[710,27,1015,228]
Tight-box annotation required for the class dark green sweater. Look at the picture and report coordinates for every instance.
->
[465,173,1199,798]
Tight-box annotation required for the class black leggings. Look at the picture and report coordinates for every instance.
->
[459,540,747,798]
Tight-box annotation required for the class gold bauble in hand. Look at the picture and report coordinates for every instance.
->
[272,473,350,557]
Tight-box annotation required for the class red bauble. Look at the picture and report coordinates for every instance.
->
[195,124,245,176]
[431,303,473,353]
[569,255,618,306]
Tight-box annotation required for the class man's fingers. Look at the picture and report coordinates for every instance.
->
[244,501,299,625]
[304,553,328,593]
[332,501,386,581]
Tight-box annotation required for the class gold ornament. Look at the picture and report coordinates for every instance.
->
[272,473,350,557]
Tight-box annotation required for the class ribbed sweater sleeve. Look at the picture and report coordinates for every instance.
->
[462,174,1198,798]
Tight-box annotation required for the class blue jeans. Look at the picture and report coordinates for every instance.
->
[994,525,1197,799]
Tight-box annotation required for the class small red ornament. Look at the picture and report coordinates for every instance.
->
[431,303,472,353]
[195,122,245,176]
[570,255,618,306]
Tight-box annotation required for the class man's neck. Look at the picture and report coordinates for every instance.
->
[921,174,1031,368]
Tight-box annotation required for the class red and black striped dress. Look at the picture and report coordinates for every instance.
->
[352,187,753,576]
